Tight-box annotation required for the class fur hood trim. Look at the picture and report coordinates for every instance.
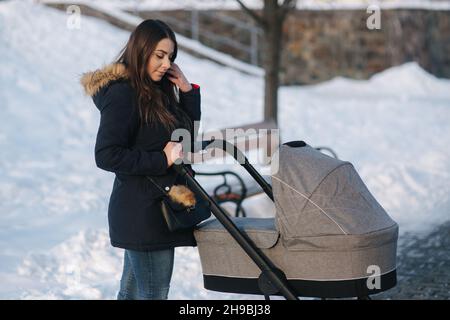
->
[80,63,128,96]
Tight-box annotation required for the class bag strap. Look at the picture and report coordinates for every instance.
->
[145,176,169,196]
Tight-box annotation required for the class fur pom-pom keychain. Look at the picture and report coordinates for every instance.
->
[167,185,196,208]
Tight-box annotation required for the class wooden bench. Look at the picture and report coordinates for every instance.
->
[195,170,271,217]
[190,120,276,217]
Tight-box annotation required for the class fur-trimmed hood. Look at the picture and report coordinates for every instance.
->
[80,63,129,97]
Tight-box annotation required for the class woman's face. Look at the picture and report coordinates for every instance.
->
[147,38,175,82]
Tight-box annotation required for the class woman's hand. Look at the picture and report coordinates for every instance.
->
[166,63,192,93]
[163,141,184,167]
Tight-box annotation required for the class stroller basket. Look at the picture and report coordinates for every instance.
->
[178,139,397,299]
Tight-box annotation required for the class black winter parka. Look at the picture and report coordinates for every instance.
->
[81,63,200,251]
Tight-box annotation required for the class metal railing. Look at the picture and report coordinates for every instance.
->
[141,7,263,66]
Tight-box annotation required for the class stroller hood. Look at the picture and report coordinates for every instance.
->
[271,142,398,251]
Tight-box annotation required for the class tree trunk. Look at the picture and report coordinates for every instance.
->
[263,0,283,125]
[236,0,294,126]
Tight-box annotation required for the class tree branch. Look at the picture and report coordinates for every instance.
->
[235,0,266,28]
[280,0,297,19]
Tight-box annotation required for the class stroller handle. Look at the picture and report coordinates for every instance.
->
[173,161,299,300]
[189,139,274,201]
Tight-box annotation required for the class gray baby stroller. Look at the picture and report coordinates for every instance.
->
[176,140,398,300]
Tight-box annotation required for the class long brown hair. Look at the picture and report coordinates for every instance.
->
[116,19,190,133]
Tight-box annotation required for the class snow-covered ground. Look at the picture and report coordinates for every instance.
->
[0,0,449,299]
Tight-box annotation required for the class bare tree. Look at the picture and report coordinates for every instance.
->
[236,0,297,125]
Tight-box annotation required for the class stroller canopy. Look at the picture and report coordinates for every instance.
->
[271,142,398,251]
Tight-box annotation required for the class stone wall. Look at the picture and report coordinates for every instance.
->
[282,9,450,84]
[139,8,450,85]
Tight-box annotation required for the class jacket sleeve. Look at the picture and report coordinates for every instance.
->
[94,83,168,176]
[179,84,201,122]
[179,84,201,151]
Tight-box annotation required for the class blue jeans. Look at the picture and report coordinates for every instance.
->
[117,248,175,300]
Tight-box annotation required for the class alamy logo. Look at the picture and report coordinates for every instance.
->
[366,5,381,30]
[67,5,81,30]
[170,121,280,174]
[366,265,381,289]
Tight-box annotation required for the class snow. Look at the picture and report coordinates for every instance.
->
[41,0,450,11]
[1,0,449,299]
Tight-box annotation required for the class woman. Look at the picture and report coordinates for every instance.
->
[80,19,201,300]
